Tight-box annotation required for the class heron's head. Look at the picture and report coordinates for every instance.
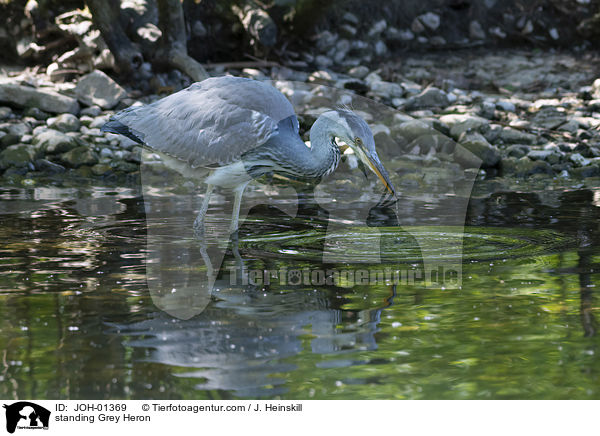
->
[320,109,397,198]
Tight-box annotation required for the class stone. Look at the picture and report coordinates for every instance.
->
[527,149,562,165]
[416,12,440,31]
[405,87,450,110]
[439,114,490,140]
[572,165,600,178]
[570,153,590,167]
[469,20,486,39]
[368,19,387,37]
[506,144,530,158]
[369,80,404,99]
[531,106,566,129]
[34,158,66,174]
[457,132,500,168]
[593,78,600,99]
[0,106,12,120]
[314,55,333,68]
[0,144,35,170]
[0,82,80,114]
[499,127,537,144]
[75,70,127,109]
[502,157,553,177]
[348,66,369,79]
[23,107,49,120]
[60,146,99,168]
[1,133,20,148]
[80,105,102,117]
[374,40,388,56]
[489,26,506,39]
[557,120,579,134]
[33,129,78,154]
[48,113,80,132]
[496,100,516,112]
[91,163,112,176]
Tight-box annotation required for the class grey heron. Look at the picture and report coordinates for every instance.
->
[102,76,397,234]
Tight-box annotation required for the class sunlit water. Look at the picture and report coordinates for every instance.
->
[1,180,600,400]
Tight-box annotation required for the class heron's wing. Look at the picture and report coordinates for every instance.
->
[104,77,297,167]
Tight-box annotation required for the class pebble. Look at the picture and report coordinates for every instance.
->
[48,113,80,132]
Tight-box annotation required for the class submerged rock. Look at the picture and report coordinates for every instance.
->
[60,146,99,168]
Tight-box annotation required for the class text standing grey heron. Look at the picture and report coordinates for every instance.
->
[102,76,397,234]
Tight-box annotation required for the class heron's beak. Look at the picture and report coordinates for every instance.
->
[355,147,397,198]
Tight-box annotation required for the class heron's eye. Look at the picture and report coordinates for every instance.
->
[355,137,363,145]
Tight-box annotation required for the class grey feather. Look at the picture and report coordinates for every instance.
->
[104,76,296,167]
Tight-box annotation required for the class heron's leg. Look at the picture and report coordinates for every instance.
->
[229,181,250,234]
[194,183,214,236]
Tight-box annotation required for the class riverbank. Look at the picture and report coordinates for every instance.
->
[1,49,599,193]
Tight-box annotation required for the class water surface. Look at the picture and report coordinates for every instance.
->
[1,181,599,399]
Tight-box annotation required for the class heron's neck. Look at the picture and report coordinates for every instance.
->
[308,118,341,178]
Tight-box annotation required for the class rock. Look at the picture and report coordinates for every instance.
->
[496,100,516,112]
[527,149,562,165]
[368,19,387,37]
[60,146,99,168]
[7,123,31,137]
[369,80,404,99]
[0,144,35,170]
[314,55,333,68]
[549,28,559,40]
[75,70,127,109]
[479,101,496,119]
[502,157,553,177]
[439,114,490,140]
[506,144,530,158]
[0,82,80,114]
[1,133,20,148]
[387,28,415,41]
[23,107,50,120]
[80,105,102,117]
[91,163,112,176]
[570,153,590,167]
[111,160,138,173]
[405,87,449,110]
[48,113,80,132]
[348,66,369,79]
[0,106,12,120]
[593,78,600,98]
[531,106,566,129]
[572,164,600,178]
[340,24,357,38]
[469,20,486,39]
[411,17,425,33]
[457,132,500,168]
[90,115,112,129]
[415,12,440,31]
[34,158,66,174]
[489,26,506,39]
[499,127,537,144]
[342,12,359,25]
[558,120,579,134]
[374,40,388,56]
[33,129,78,154]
